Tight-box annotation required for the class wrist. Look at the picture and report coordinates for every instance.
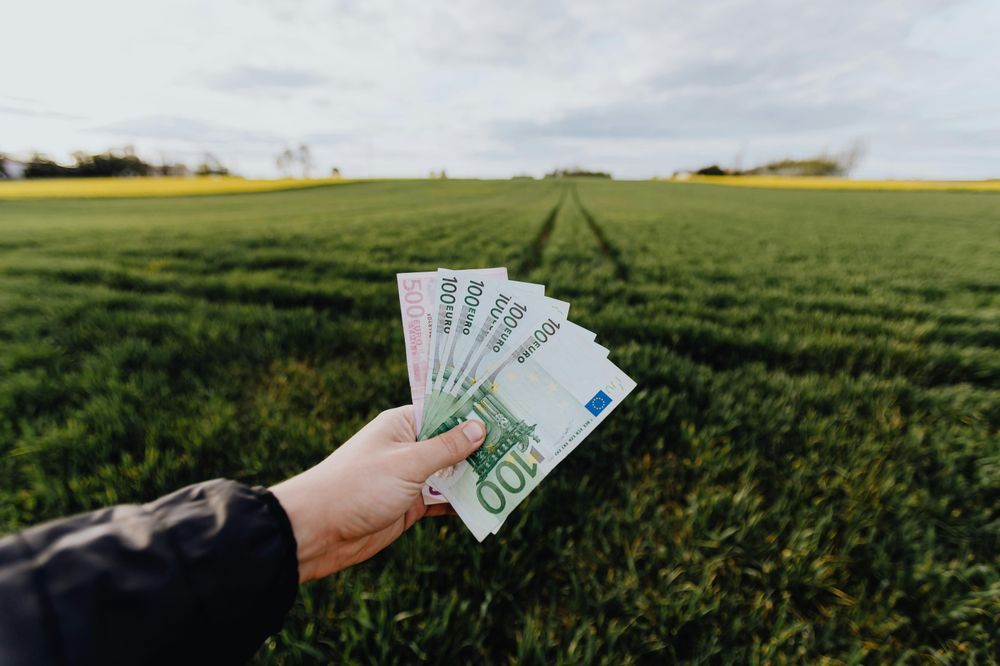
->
[270,474,332,583]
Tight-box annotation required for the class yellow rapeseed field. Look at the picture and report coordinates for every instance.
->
[0,176,354,200]
[673,175,1000,192]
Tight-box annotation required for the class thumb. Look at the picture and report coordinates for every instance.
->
[409,419,486,481]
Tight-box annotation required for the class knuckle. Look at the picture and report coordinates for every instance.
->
[438,431,464,458]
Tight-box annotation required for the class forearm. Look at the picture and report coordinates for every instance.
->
[0,480,298,666]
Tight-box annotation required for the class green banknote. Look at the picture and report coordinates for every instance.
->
[399,267,634,530]
[422,268,506,426]
[425,316,635,541]
[419,287,569,439]
[438,279,546,402]
[422,272,539,432]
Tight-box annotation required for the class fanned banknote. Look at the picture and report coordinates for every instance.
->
[422,268,512,433]
[420,282,569,439]
[396,267,506,433]
[396,267,635,539]
[419,279,570,503]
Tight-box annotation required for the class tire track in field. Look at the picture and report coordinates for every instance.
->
[518,184,568,274]
[570,184,631,281]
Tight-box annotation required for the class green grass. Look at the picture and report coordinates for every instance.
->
[1,179,998,663]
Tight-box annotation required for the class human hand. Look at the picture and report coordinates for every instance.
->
[270,406,485,583]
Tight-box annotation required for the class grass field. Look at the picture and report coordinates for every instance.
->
[1,180,998,663]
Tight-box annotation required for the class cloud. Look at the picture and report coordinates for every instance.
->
[97,115,281,146]
[204,65,328,91]
[0,99,81,120]
[303,131,349,145]
[4,0,999,178]
[497,96,867,143]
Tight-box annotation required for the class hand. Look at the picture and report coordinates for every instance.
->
[270,406,485,583]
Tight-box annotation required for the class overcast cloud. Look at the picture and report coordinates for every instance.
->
[3,0,998,178]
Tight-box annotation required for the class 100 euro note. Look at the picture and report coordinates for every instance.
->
[421,281,563,438]
[421,268,509,430]
[430,277,545,425]
[421,276,555,504]
[425,316,636,540]
[419,290,571,439]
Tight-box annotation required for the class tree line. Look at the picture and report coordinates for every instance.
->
[0,147,230,179]
[688,143,866,178]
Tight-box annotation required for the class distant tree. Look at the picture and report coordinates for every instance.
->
[745,157,843,177]
[297,144,312,179]
[692,145,866,178]
[195,153,230,176]
[0,153,7,179]
[545,167,611,179]
[19,147,187,179]
[153,153,191,177]
[72,148,151,177]
[275,146,312,178]
[152,161,190,177]
[694,165,728,176]
[840,140,866,176]
[23,153,75,178]
[276,148,295,178]
[330,167,341,178]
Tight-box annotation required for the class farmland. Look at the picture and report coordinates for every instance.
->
[675,175,1000,192]
[0,175,356,199]
[1,179,998,663]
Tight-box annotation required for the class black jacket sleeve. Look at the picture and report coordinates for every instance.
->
[0,479,299,666]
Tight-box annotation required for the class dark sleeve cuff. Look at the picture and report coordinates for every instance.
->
[142,480,300,663]
[2,479,299,666]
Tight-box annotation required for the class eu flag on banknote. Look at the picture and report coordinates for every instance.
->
[585,390,612,416]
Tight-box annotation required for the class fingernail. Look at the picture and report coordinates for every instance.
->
[462,420,485,442]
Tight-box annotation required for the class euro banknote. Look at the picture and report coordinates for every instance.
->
[424,317,635,540]
[420,278,568,439]
[396,268,635,537]
[396,267,506,433]
[421,269,531,434]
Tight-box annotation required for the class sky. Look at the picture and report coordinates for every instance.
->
[3,0,999,179]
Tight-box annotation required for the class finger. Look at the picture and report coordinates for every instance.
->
[403,499,427,530]
[424,503,457,517]
[404,419,486,481]
[374,405,417,441]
